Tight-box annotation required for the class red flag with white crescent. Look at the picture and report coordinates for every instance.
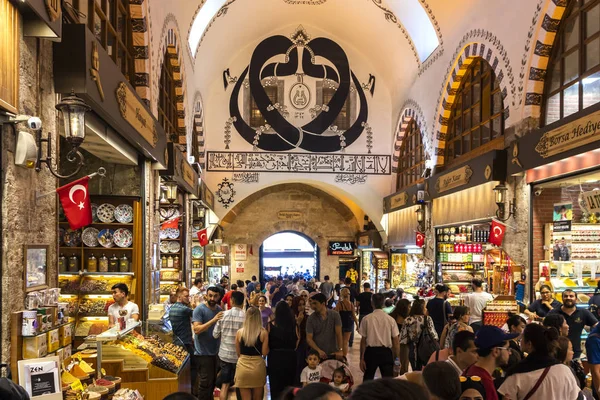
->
[490,219,506,246]
[56,176,92,230]
[197,228,209,246]
[416,232,425,248]
[160,217,179,230]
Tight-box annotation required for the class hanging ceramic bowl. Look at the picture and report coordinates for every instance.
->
[160,241,170,254]
[168,241,181,253]
[114,204,133,224]
[91,203,99,223]
[63,229,82,247]
[113,228,133,248]
[192,245,204,259]
[97,204,116,223]
[97,229,115,248]
[165,228,180,239]
[82,227,100,247]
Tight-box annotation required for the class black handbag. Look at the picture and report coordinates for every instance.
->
[0,364,30,400]
[417,318,440,365]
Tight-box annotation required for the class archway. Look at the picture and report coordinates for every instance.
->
[259,231,319,282]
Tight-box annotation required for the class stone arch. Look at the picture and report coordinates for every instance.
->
[432,35,514,165]
[391,99,428,174]
[129,0,152,106]
[521,0,569,119]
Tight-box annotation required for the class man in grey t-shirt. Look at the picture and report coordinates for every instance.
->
[320,275,334,308]
[307,293,343,360]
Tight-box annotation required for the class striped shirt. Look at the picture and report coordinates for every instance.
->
[168,302,193,347]
[213,307,245,363]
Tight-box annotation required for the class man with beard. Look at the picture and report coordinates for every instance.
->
[548,289,598,358]
[169,287,199,395]
[192,286,224,400]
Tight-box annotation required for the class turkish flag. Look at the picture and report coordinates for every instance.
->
[57,176,92,230]
[416,232,425,248]
[161,217,179,230]
[197,228,209,246]
[490,219,506,246]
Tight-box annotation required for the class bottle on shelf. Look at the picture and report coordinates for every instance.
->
[119,254,130,272]
[99,254,109,272]
[173,255,180,269]
[161,255,167,269]
[58,254,67,273]
[68,254,79,272]
[109,254,119,272]
[87,254,98,272]
[167,255,174,269]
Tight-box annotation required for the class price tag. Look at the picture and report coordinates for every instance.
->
[70,379,83,391]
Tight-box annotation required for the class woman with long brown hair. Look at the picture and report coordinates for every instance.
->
[399,298,437,371]
[335,287,358,357]
[390,299,411,374]
[235,307,269,400]
[292,294,309,385]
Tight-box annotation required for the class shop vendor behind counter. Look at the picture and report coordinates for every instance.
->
[108,283,140,327]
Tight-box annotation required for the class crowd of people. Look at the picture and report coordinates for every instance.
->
[162,275,600,400]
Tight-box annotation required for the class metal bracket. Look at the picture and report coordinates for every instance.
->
[34,167,107,203]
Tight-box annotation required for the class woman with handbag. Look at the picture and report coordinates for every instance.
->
[399,298,438,371]
[498,323,580,400]
[235,307,269,400]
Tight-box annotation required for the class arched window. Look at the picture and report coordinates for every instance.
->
[544,0,600,125]
[445,58,504,164]
[158,52,178,141]
[396,119,424,190]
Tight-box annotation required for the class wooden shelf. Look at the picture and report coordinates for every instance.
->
[60,221,134,226]
[60,272,135,276]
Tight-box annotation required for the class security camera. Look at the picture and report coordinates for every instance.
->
[534,188,544,197]
[27,116,42,130]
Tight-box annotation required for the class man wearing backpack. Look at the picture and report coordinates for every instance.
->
[359,293,400,381]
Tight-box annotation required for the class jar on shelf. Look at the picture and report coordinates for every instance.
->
[161,255,167,269]
[99,254,109,272]
[109,254,119,272]
[68,255,79,272]
[119,255,130,272]
[167,256,174,269]
[58,254,67,273]
[87,254,98,272]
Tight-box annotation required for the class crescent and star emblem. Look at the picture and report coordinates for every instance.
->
[200,232,207,241]
[493,225,503,237]
[69,184,87,210]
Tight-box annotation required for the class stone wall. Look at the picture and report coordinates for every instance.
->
[221,184,361,283]
[1,35,57,363]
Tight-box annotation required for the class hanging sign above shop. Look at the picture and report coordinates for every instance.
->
[182,160,196,189]
[436,165,474,193]
[234,244,248,261]
[389,192,408,209]
[160,143,200,196]
[582,190,600,214]
[116,82,158,148]
[328,242,355,255]
[536,108,600,158]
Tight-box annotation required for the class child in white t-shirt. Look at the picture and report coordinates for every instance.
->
[300,351,322,386]
[329,367,350,395]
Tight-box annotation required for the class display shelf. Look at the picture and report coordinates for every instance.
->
[60,221,134,226]
[21,322,74,338]
[442,269,484,273]
[60,272,135,276]
[82,247,134,251]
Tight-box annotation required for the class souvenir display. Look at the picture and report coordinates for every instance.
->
[159,207,177,221]
[165,228,180,239]
[114,204,133,223]
[159,229,168,240]
[191,245,203,259]
[64,229,82,247]
[113,228,133,248]
[168,241,181,253]
[82,227,100,247]
[115,333,187,373]
[119,255,130,272]
[98,229,115,248]
[91,203,99,222]
[160,241,170,254]
[97,203,116,223]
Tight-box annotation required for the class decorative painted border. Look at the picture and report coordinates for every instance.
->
[521,0,569,118]
[391,99,428,173]
[432,32,516,165]
[128,0,152,107]
[370,0,419,64]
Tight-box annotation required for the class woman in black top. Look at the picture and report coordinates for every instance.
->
[390,299,411,374]
[292,295,309,385]
[268,301,299,399]
[235,307,269,399]
[525,284,562,320]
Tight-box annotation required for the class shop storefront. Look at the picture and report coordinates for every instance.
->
[357,230,387,292]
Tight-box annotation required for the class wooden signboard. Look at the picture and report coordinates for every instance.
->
[116,82,158,148]
[182,160,196,189]
[535,108,600,158]
[278,211,303,220]
[436,165,473,193]
[389,192,408,209]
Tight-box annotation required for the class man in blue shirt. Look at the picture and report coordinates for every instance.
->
[169,287,198,396]
[192,286,223,400]
[269,276,287,306]
[586,323,600,400]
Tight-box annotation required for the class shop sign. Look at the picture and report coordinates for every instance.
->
[582,190,600,213]
[45,0,61,22]
[115,82,158,148]
[203,184,215,209]
[389,192,408,209]
[553,202,573,232]
[328,241,355,255]
[234,244,247,261]
[535,108,600,158]
[235,261,245,273]
[435,165,473,193]
[182,160,196,189]
[278,211,302,220]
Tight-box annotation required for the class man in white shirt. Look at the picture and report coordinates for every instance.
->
[190,278,203,297]
[108,283,139,327]
[464,278,493,333]
[359,293,400,380]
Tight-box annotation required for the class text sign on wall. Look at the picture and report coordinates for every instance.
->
[582,190,600,213]
[234,244,247,261]
[207,152,391,175]
[235,261,245,273]
[436,165,474,193]
[389,192,408,209]
[328,241,355,255]
[115,82,158,147]
[535,108,600,158]
[278,211,303,220]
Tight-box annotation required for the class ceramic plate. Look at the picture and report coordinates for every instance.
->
[63,229,82,247]
[159,208,176,222]
[82,227,100,247]
[192,245,203,259]
[114,204,133,224]
[168,241,181,253]
[160,241,170,253]
[97,229,115,248]
[97,204,116,223]
[91,203,99,223]
[113,228,133,248]
[159,229,168,240]
[165,228,180,239]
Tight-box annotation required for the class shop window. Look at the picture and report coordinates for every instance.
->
[544,0,600,125]
[158,52,178,141]
[63,0,135,82]
[445,58,504,164]
[396,120,425,190]
[323,87,351,131]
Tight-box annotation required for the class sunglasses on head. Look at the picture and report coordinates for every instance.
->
[460,376,482,383]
